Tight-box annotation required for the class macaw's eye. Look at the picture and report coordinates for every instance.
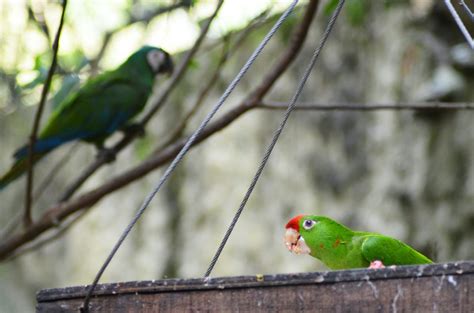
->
[303,219,316,230]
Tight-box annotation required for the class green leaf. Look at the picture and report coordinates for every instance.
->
[20,72,46,89]
[323,0,339,16]
[188,58,200,70]
[346,0,367,26]
[59,50,88,72]
[323,0,370,26]
[134,136,154,161]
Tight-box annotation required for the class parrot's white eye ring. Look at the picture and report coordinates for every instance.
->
[303,219,316,230]
[147,50,165,73]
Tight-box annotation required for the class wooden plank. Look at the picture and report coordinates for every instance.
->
[36,261,473,312]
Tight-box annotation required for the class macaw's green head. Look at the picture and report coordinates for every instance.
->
[125,46,174,76]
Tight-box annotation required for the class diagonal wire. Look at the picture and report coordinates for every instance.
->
[81,1,300,311]
[459,0,474,20]
[204,0,346,278]
[445,0,474,49]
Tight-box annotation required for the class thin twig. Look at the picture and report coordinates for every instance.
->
[129,1,192,24]
[196,8,272,57]
[257,101,474,111]
[27,5,51,44]
[158,39,232,150]
[5,209,90,262]
[0,0,319,261]
[88,32,113,76]
[59,0,225,202]
[34,143,80,201]
[89,1,191,74]
[90,0,191,75]
[24,0,68,227]
[247,0,320,102]
[141,3,224,125]
[0,211,22,240]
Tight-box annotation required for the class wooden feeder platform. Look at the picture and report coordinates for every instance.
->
[37,261,473,312]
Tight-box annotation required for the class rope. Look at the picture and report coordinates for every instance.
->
[81,1,300,311]
[204,0,346,278]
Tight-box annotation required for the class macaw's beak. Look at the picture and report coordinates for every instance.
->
[162,60,174,76]
[284,227,310,255]
[159,53,174,77]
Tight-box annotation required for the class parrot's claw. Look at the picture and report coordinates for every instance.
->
[369,260,385,269]
[122,123,145,137]
[97,147,116,163]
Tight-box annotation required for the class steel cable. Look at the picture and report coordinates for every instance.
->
[81,0,300,311]
[204,0,346,278]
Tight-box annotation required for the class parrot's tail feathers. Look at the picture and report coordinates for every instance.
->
[13,137,68,159]
[0,154,46,191]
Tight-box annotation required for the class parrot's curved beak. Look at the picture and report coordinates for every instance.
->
[159,53,174,77]
[161,60,174,76]
[284,228,310,255]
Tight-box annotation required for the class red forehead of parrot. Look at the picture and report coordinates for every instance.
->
[286,214,304,230]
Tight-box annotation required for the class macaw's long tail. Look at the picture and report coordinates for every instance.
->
[0,153,47,191]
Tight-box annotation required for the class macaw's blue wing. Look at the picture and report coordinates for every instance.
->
[0,46,172,191]
[14,77,149,159]
[0,154,45,190]
[2,77,150,190]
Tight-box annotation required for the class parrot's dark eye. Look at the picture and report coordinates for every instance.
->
[303,219,316,230]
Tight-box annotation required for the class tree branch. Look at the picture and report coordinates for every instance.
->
[4,209,89,262]
[27,5,51,44]
[257,101,474,111]
[24,0,68,227]
[129,1,192,24]
[0,0,321,261]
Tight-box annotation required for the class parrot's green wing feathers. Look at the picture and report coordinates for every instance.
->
[360,234,432,266]
[40,74,148,145]
[0,46,173,191]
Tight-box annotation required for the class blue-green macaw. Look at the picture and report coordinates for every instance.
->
[0,46,173,190]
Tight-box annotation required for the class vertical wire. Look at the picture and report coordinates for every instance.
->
[81,1,300,311]
[204,0,346,278]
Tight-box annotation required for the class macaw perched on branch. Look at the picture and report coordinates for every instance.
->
[285,215,432,269]
[0,46,173,191]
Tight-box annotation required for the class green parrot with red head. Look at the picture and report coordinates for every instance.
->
[285,215,432,269]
